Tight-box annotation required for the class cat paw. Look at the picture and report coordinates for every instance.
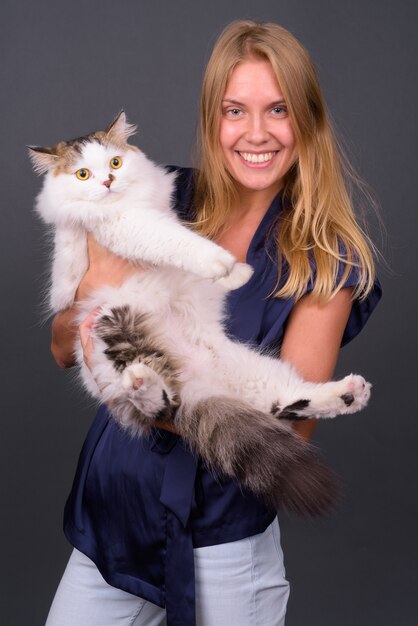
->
[337,374,371,414]
[217,262,253,290]
[121,362,167,413]
[122,362,150,392]
[196,247,236,280]
[120,362,179,421]
[272,374,371,421]
[308,374,371,418]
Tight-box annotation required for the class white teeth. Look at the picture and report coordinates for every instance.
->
[239,152,275,163]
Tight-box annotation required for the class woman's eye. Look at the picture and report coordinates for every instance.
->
[75,168,90,180]
[110,156,122,169]
[272,106,287,116]
[226,108,242,117]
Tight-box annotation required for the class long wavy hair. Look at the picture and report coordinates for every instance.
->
[193,20,376,301]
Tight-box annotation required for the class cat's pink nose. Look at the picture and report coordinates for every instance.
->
[103,174,115,188]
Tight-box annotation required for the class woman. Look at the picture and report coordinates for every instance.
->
[46,20,381,626]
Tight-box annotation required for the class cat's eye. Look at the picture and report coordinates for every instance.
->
[76,168,90,180]
[110,156,122,169]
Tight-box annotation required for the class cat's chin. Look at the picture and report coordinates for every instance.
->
[97,188,123,203]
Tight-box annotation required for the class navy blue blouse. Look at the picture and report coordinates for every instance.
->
[63,167,382,626]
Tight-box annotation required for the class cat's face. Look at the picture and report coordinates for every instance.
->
[29,112,145,219]
[47,140,140,204]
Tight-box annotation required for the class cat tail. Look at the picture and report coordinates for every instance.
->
[179,396,338,517]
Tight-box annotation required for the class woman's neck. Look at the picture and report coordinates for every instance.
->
[230,183,282,219]
[217,186,281,263]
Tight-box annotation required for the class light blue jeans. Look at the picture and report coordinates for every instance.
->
[45,519,289,626]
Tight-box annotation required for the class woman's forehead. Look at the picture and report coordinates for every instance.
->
[224,59,284,103]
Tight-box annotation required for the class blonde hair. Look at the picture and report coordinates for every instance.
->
[194,20,376,301]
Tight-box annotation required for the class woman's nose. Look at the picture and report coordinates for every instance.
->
[245,114,269,144]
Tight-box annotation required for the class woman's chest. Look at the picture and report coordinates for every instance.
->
[216,220,261,263]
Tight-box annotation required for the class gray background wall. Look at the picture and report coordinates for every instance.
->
[1,1,417,624]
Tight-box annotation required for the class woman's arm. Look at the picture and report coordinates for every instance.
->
[280,288,354,441]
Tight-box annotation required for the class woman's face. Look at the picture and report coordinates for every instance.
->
[219,58,297,200]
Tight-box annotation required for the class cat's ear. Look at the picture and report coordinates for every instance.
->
[27,145,59,175]
[105,110,137,145]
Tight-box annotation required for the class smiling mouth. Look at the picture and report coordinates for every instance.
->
[238,151,278,164]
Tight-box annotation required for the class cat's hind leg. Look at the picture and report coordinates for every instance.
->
[205,338,371,421]
[120,360,180,419]
[91,305,181,433]
[271,374,371,421]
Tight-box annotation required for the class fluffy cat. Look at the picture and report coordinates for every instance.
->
[29,111,371,516]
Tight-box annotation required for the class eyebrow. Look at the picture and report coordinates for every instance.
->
[222,98,286,107]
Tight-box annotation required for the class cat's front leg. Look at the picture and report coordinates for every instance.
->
[50,226,88,311]
[94,212,252,288]
[271,374,371,421]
